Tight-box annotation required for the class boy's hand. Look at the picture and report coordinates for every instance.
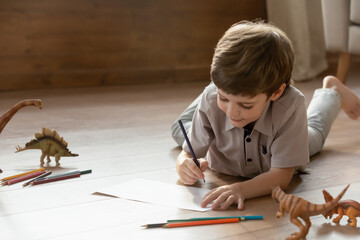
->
[201,183,245,210]
[200,167,294,211]
[176,151,208,185]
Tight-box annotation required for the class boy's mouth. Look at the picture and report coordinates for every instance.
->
[230,118,243,122]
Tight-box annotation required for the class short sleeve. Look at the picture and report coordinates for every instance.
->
[270,96,310,168]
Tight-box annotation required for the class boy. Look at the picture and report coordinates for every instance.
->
[171,21,360,211]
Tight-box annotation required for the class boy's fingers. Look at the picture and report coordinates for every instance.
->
[201,189,219,208]
[220,195,236,210]
[188,162,205,180]
[237,198,245,210]
[180,170,198,185]
[181,176,197,185]
[203,188,216,200]
[199,159,208,172]
[211,192,230,210]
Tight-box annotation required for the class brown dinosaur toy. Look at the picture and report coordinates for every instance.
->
[0,99,42,173]
[272,184,350,240]
[0,99,42,135]
[322,189,360,227]
[16,128,79,166]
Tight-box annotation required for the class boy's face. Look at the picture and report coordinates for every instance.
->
[217,88,269,128]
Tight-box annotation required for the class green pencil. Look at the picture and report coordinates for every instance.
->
[167,215,263,223]
[35,169,92,181]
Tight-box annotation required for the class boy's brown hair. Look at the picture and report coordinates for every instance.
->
[211,20,294,98]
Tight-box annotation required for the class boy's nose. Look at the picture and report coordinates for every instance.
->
[227,103,240,118]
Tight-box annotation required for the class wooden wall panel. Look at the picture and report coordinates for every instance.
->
[0,0,266,90]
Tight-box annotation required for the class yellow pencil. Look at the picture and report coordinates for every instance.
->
[1,168,45,181]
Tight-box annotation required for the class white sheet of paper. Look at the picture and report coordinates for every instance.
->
[94,178,212,212]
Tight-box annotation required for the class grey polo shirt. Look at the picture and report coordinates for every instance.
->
[183,83,309,178]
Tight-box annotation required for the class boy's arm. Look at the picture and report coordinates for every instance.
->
[201,166,294,210]
[177,85,217,185]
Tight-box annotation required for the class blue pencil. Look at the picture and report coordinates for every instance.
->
[35,169,92,181]
[178,120,205,183]
[167,215,264,222]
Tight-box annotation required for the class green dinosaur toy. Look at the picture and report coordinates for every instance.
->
[15,128,79,166]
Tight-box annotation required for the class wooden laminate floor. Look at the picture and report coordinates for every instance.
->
[0,63,360,240]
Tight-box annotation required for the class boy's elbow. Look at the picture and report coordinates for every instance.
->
[281,167,295,189]
[171,120,192,147]
[271,167,294,189]
[171,122,184,147]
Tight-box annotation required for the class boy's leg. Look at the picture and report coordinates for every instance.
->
[171,93,202,146]
[307,76,360,156]
[307,88,341,156]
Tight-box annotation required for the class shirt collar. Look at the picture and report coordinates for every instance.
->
[253,100,273,136]
[224,117,235,131]
[224,100,273,136]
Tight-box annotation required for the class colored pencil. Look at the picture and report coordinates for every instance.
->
[1,168,45,182]
[167,215,264,223]
[142,218,239,228]
[2,170,46,185]
[30,169,92,186]
[178,120,205,183]
[30,172,81,185]
[35,169,92,181]
[22,171,52,187]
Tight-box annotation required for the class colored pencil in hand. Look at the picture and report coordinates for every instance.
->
[178,120,205,183]
[142,218,239,228]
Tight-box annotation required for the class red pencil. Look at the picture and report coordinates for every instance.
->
[2,170,46,185]
[1,168,45,182]
[30,172,81,185]
[142,218,239,228]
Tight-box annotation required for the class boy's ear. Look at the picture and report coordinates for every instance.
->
[269,83,287,101]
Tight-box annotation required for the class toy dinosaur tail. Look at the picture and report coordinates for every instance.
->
[308,184,350,216]
[15,145,24,152]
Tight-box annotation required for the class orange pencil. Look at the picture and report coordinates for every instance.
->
[2,170,46,185]
[1,168,45,182]
[142,218,239,228]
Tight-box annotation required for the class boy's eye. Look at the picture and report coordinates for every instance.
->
[240,104,253,110]
[219,95,253,109]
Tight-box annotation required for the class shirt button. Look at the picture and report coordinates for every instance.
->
[246,138,251,142]
[247,158,253,162]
